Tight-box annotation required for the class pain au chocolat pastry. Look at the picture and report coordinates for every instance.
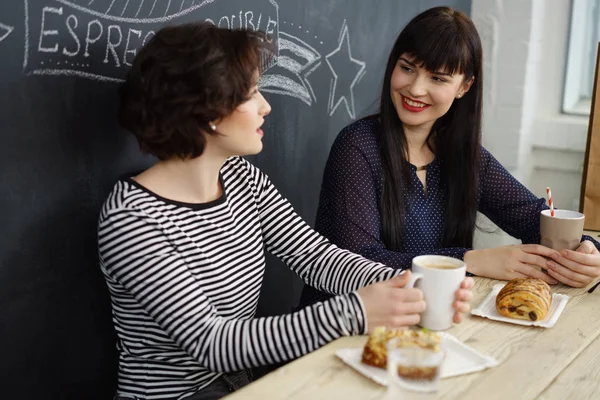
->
[361,327,441,369]
[496,278,552,321]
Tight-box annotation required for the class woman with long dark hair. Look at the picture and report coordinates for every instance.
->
[299,6,600,308]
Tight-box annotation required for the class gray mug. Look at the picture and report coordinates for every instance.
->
[540,209,585,251]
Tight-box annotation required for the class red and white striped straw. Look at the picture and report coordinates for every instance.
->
[546,187,555,217]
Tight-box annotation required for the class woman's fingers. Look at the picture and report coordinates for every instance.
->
[547,257,598,278]
[460,277,475,290]
[552,249,598,268]
[516,263,557,284]
[521,244,561,259]
[546,268,588,288]
[453,300,470,314]
[392,299,427,315]
[455,288,473,302]
[546,261,593,287]
[522,253,553,269]
[452,279,473,324]
[388,313,421,328]
[575,240,597,254]
[391,287,424,302]
[453,312,462,324]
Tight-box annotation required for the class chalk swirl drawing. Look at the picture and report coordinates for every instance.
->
[259,31,321,106]
[19,0,367,119]
[0,22,15,43]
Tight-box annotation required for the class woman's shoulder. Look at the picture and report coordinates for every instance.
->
[334,116,381,151]
[480,146,492,157]
[479,146,498,166]
[221,156,269,192]
[477,146,512,180]
[222,156,262,180]
[99,178,151,219]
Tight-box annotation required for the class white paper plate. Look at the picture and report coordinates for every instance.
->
[335,333,498,386]
[471,283,569,328]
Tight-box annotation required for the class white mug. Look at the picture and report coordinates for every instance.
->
[405,255,466,331]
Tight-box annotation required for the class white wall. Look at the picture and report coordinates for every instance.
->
[528,0,589,212]
[470,0,591,249]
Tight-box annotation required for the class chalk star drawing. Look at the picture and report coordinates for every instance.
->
[0,22,14,43]
[325,20,365,119]
[260,31,321,106]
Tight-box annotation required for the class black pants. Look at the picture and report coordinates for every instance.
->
[114,369,253,400]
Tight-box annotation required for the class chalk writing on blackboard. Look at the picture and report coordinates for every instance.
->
[24,0,279,82]
[325,20,366,120]
[0,22,14,43]
[19,0,367,119]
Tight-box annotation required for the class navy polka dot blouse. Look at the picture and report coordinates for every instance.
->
[298,117,600,308]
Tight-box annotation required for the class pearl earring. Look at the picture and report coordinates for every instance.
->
[210,123,217,131]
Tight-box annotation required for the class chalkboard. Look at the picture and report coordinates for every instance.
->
[0,0,470,398]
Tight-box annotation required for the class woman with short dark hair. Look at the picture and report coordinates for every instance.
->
[99,22,474,400]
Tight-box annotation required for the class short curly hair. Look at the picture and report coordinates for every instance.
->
[118,22,274,160]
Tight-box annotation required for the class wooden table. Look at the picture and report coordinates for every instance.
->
[585,229,600,239]
[225,276,600,400]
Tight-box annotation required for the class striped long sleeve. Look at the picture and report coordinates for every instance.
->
[98,157,398,400]
[251,162,399,293]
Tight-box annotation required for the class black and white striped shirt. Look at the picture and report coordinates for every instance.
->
[98,156,398,399]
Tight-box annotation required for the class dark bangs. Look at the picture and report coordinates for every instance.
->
[392,7,476,77]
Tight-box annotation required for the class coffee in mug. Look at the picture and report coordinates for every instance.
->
[405,255,466,331]
[420,264,459,270]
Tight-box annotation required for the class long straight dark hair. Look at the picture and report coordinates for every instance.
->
[378,7,483,250]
